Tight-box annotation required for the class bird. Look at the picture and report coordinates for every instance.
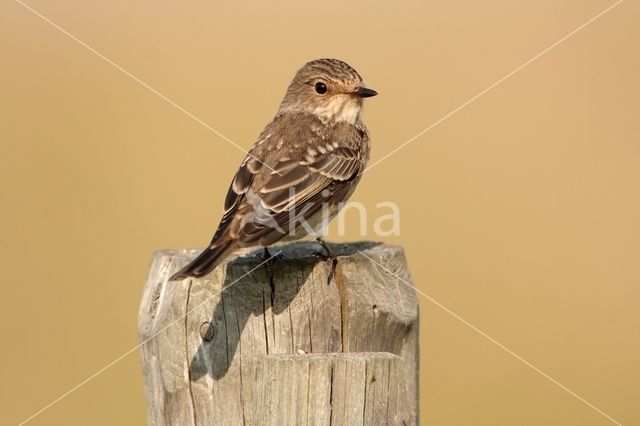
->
[170,58,377,281]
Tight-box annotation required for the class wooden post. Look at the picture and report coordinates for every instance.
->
[138,242,419,425]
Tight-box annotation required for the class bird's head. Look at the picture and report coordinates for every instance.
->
[278,58,377,125]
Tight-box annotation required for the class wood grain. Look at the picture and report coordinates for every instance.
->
[138,242,418,425]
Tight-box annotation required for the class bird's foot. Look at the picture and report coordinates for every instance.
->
[314,238,338,284]
[261,247,282,276]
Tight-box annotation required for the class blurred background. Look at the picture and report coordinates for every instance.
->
[1,0,638,424]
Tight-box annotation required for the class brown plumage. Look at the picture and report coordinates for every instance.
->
[170,59,376,281]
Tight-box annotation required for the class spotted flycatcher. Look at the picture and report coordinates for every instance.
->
[171,58,377,281]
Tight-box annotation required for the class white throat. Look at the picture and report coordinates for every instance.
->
[312,97,361,125]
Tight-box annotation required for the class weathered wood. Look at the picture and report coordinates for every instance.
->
[240,353,407,426]
[138,242,419,425]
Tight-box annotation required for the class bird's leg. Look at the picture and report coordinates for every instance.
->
[262,246,272,262]
[315,237,337,283]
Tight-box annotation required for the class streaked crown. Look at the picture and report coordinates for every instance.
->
[296,58,364,87]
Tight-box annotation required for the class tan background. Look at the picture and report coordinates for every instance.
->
[1,0,638,424]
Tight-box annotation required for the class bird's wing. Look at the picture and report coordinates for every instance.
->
[208,159,254,244]
[257,145,362,213]
[169,159,255,281]
[214,117,366,247]
[208,113,368,250]
[234,147,363,246]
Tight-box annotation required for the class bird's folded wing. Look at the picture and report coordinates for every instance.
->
[228,146,361,246]
[208,162,254,244]
[258,147,359,211]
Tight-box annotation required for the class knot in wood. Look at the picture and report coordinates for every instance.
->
[199,322,214,341]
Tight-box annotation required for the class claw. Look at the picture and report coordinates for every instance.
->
[315,238,338,284]
[262,247,281,276]
[262,247,273,277]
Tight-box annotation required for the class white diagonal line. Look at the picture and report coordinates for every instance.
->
[355,249,623,426]
[362,0,624,175]
[17,251,280,426]
[14,0,280,175]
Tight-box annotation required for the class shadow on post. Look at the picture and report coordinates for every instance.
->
[188,241,378,380]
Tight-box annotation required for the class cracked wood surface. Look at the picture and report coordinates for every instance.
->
[138,242,419,425]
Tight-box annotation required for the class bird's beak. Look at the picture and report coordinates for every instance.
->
[353,86,378,98]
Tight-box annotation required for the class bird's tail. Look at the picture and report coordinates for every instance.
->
[169,241,236,281]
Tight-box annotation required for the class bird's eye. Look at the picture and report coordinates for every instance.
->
[315,82,328,94]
